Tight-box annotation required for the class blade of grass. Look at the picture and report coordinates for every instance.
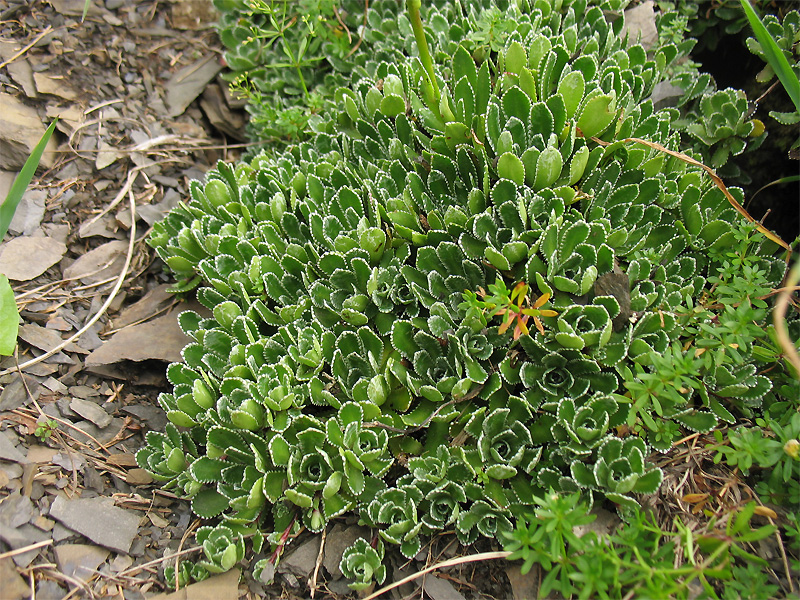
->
[747,174,800,206]
[82,0,90,22]
[740,0,800,114]
[0,119,57,241]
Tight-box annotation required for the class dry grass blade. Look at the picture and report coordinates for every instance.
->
[362,550,511,600]
[0,26,54,69]
[774,259,800,377]
[0,539,53,561]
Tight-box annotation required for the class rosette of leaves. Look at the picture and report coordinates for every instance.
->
[279,415,356,531]
[164,561,209,589]
[554,303,613,350]
[405,448,472,531]
[680,88,766,169]
[340,537,387,592]
[364,485,424,558]
[552,393,625,456]
[135,423,200,497]
[455,500,514,545]
[185,425,273,521]
[569,437,664,509]
[504,336,617,411]
[745,8,800,109]
[528,211,615,296]
[460,407,542,481]
[326,402,393,484]
[195,525,245,574]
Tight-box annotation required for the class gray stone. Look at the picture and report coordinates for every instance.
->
[8,189,47,236]
[70,417,125,445]
[69,397,112,428]
[622,0,657,49]
[0,376,39,411]
[0,522,49,567]
[649,81,686,110]
[35,579,67,600]
[49,495,142,554]
[18,322,86,355]
[0,556,29,600]
[86,310,193,366]
[0,92,58,170]
[147,568,240,600]
[52,452,86,472]
[54,544,110,583]
[0,171,15,203]
[62,240,128,285]
[0,236,67,281]
[322,523,371,579]
[0,430,28,464]
[165,55,223,117]
[278,535,321,581]
[6,58,37,99]
[422,574,466,600]
[506,565,538,600]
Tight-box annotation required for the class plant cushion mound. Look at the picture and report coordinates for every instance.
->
[141,0,796,589]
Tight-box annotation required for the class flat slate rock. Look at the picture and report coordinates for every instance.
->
[322,523,371,579]
[148,568,241,600]
[0,236,67,281]
[422,574,467,600]
[69,397,113,428]
[0,430,28,464]
[278,535,321,581]
[0,92,59,169]
[0,556,29,600]
[49,495,141,554]
[85,308,195,365]
[54,543,110,583]
[62,239,128,284]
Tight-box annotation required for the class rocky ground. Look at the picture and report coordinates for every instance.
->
[0,1,526,599]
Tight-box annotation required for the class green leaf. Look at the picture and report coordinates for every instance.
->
[558,70,585,119]
[192,488,230,518]
[0,276,18,356]
[740,0,800,113]
[577,94,616,139]
[497,152,525,186]
[505,41,527,75]
[1,120,57,241]
[534,147,563,191]
[381,94,406,118]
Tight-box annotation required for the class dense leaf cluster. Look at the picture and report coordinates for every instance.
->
[142,0,799,588]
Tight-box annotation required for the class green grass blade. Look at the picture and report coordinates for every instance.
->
[740,0,800,114]
[0,275,17,356]
[0,119,57,242]
[82,0,90,22]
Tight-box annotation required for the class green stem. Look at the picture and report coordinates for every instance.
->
[406,0,440,108]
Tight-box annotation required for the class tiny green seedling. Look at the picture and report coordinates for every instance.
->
[35,419,59,442]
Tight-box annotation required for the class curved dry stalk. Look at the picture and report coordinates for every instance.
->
[774,259,800,378]
[0,190,137,378]
[363,550,512,600]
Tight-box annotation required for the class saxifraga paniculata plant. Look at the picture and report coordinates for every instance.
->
[141,0,798,589]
